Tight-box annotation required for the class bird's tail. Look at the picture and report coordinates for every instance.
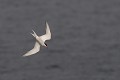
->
[31,30,38,37]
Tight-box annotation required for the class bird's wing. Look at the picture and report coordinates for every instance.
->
[40,22,51,42]
[23,42,40,57]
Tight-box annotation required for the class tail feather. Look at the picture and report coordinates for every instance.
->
[31,30,37,37]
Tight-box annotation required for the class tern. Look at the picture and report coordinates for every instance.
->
[23,22,51,57]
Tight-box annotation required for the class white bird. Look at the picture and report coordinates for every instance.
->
[23,22,51,57]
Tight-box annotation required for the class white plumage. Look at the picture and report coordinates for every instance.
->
[23,22,51,57]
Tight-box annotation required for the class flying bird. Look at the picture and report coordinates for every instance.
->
[23,22,51,57]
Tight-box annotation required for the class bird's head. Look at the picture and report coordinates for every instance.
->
[44,43,47,47]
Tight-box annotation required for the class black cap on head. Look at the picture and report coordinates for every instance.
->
[45,43,47,46]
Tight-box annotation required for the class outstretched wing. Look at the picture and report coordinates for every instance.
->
[40,22,51,42]
[23,42,40,57]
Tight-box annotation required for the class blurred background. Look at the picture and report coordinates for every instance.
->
[0,0,120,80]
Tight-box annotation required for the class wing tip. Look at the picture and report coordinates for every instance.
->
[45,21,48,24]
[22,53,32,57]
[45,21,49,27]
[22,54,28,57]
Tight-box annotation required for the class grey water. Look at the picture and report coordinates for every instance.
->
[0,0,120,80]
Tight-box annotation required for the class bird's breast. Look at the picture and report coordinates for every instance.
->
[36,38,44,46]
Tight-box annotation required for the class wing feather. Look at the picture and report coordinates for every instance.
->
[40,22,51,42]
[23,42,40,57]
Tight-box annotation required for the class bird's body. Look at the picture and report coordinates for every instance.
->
[23,22,51,57]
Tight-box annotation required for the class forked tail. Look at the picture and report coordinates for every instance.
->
[31,30,38,37]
